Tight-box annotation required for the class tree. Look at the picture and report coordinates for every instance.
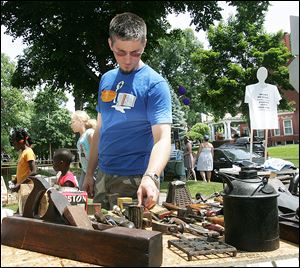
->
[191,15,293,121]
[170,86,188,142]
[146,29,207,127]
[1,53,34,156]
[186,123,210,141]
[1,1,269,111]
[31,87,75,159]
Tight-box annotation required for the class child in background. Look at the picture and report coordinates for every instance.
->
[71,110,97,190]
[9,128,37,192]
[53,149,78,188]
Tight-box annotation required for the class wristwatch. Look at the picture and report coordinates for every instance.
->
[143,172,160,188]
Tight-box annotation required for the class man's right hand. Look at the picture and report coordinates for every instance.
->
[82,175,95,198]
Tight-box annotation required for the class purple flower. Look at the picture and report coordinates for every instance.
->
[183,97,190,105]
[178,85,186,95]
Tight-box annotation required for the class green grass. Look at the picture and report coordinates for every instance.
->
[160,180,224,198]
[267,144,299,167]
[2,203,18,212]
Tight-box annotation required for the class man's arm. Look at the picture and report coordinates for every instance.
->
[137,123,171,208]
[83,113,102,198]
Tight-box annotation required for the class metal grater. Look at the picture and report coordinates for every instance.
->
[168,237,237,261]
[166,180,192,207]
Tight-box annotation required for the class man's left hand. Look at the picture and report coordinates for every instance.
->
[137,176,159,209]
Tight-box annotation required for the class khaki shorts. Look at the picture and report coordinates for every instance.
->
[93,169,143,209]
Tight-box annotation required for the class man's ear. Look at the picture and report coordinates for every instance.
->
[108,38,113,50]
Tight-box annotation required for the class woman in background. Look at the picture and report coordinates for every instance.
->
[183,137,197,181]
[71,111,97,190]
[195,135,214,182]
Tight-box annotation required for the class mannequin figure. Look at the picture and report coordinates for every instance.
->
[244,67,282,130]
[257,66,268,87]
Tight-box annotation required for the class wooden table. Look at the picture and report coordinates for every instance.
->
[1,236,299,267]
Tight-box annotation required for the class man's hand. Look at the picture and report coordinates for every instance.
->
[82,175,95,198]
[137,176,159,209]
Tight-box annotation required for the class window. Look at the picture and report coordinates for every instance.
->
[242,128,249,136]
[257,130,265,138]
[283,119,293,135]
[274,129,280,136]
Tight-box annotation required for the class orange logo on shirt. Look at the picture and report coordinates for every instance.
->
[101,90,117,102]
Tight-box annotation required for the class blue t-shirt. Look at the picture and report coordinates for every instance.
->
[97,64,172,175]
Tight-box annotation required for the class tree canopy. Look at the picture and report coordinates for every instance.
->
[146,28,206,127]
[1,1,270,111]
[191,16,293,121]
[1,53,33,156]
[1,53,75,159]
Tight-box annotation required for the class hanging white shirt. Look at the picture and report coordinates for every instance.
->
[244,83,281,129]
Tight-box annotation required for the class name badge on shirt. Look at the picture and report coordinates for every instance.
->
[111,93,136,113]
[116,93,136,107]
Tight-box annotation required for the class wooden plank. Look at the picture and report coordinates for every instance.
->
[1,216,162,267]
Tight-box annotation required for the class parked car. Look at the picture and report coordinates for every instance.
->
[235,137,265,157]
[212,146,265,182]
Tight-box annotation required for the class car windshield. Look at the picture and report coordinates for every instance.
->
[222,148,261,161]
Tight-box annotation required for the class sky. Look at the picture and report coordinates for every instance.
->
[1,1,299,111]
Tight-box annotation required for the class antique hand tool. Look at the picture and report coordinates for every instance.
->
[95,210,114,225]
[206,215,225,226]
[151,220,185,239]
[23,176,70,224]
[162,202,196,223]
[128,204,144,229]
[149,203,173,219]
[202,222,225,235]
[195,192,221,203]
[169,217,220,238]
[106,214,135,228]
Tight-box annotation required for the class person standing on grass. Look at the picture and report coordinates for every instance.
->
[183,136,197,181]
[195,135,214,183]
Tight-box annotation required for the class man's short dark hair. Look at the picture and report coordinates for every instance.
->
[109,12,147,43]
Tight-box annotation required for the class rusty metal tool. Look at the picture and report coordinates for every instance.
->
[151,220,185,239]
[95,210,114,225]
[106,214,135,228]
[195,192,220,203]
[202,222,225,236]
[169,217,220,238]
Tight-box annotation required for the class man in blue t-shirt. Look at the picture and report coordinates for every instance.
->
[83,12,172,209]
